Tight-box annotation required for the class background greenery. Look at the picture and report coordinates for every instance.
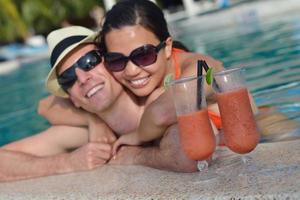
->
[0,0,172,44]
[0,0,102,44]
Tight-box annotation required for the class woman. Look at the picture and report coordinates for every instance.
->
[98,0,225,151]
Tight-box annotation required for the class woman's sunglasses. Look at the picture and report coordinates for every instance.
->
[57,50,103,91]
[104,41,166,72]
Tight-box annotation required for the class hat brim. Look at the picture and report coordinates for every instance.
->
[45,32,98,98]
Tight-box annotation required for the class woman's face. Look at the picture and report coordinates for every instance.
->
[104,25,172,97]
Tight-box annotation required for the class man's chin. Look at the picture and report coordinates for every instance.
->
[88,99,111,113]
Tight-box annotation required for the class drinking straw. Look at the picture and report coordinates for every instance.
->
[201,60,210,72]
[197,60,203,110]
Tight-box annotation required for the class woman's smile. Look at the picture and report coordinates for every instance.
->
[128,76,150,88]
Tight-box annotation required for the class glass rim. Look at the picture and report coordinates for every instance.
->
[213,67,243,76]
[170,75,205,85]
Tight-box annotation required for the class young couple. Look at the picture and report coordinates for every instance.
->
[0,0,225,182]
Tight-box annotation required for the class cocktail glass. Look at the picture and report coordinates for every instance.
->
[212,67,260,173]
[171,75,217,180]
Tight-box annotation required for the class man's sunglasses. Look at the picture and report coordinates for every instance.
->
[104,41,166,72]
[57,50,103,91]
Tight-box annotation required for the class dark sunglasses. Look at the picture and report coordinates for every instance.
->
[57,50,103,91]
[104,41,166,72]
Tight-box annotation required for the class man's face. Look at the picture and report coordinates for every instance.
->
[57,43,123,113]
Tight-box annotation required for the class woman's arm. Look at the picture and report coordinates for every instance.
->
[112,90,177,153]
[38,95,116,143]
[38,95,89,126]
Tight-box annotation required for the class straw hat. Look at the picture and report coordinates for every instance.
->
[45,26,98,98]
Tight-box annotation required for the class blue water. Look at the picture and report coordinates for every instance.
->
[0,60,50,146]
[0,5,300,146]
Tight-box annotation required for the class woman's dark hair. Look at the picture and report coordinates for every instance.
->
[100,0,170,48]
[173,40,190,52]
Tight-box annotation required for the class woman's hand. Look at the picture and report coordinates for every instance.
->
[112,132,142,155]
[87,114,116,144]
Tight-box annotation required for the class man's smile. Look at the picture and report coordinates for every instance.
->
[86,84,105,98]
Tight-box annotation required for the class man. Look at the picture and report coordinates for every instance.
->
[0,27,119,181]
[0,26,197,182]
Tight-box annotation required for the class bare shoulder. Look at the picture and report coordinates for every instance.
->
[145,87,165,106]
[178,52,224,76]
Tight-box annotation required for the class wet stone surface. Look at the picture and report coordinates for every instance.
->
[0,139,300,199]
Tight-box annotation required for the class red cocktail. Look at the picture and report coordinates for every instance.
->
[171,76,216,172]
[178,109,216,160]
[213,68,259,155]
[217,87,259,153]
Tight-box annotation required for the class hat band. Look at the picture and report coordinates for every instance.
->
[50,35,87,67]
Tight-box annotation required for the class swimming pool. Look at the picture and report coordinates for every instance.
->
[0,0,299,146]
[172,0,300,138]
[0,59,50,146]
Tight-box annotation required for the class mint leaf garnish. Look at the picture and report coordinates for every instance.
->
[164,74,173,89]
[206,68,213,85]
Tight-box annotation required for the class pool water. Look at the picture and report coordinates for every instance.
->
[172,4,300,140]
[0,60,50,146]
[0,2,300,146]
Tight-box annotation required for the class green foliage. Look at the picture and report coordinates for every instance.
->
[0,0,28,42]
[0,0,102,43]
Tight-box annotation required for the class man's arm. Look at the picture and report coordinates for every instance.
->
[0,126,112,182]
[0,144,111,182]
[0,149,75,182]
[2,126,88,156]
[110,124,198,172]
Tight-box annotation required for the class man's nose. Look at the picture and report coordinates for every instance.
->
[75,68,92,84]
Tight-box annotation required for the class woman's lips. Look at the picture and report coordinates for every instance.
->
[128,77,149,88]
